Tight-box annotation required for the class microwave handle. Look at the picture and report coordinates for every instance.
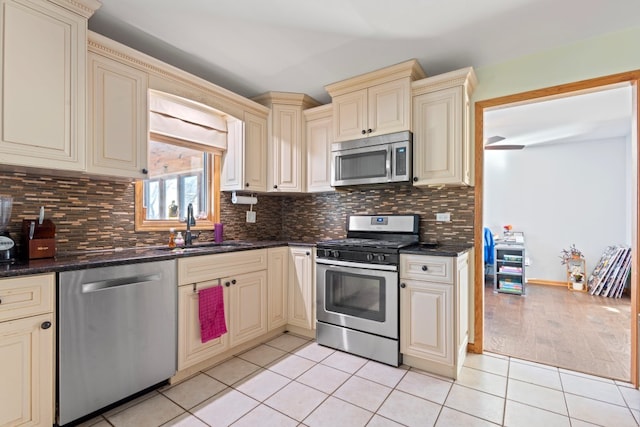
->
[386,145,392,181]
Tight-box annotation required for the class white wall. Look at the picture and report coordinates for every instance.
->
[484,137,629,282]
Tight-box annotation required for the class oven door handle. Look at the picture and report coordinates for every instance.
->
[316,258,398,272]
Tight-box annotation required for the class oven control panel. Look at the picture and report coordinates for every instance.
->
[316,248,397,265]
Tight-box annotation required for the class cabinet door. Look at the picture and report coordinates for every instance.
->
[400,279,453,365]
[244,112,268,192]
[332,89,367,142]
[0,313,53,427]
[228,270,268,347]
[177,281,229,371]
[306,112,334,193]
[268,247,289,331]
[287,247,314,330]
[269,104,304,192]
[368,79,410,137]
[412,86,464,186]
[456,254,470,350]
[87,52,148,179]
[0,0,86,171]
[221,119,244,191]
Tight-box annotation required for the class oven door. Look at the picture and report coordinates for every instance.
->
[316,260,398,339]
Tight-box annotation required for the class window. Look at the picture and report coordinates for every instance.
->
[143,140,207,221]
[135,90,227,232]
[135,136,221,231]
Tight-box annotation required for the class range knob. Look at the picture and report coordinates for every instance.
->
[366,253,374,261]
[322,249,331,257]
[331,250,340,258]
[377,254,386,262]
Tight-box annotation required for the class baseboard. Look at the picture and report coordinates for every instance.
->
[527,279,566,287]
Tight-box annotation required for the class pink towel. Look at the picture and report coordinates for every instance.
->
[198,286,227,343]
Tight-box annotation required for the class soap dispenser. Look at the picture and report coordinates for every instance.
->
[174,231,184,247]
[168,228,176,248]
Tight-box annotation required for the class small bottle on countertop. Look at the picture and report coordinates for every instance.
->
[174,231,184,247]
[168,228,176,248]
[214,223,223,243]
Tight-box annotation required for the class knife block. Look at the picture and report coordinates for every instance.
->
[21,219,56,259]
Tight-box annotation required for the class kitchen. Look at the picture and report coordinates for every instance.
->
[1,0,640,426]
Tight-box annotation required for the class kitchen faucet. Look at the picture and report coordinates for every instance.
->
[185,203,197,246]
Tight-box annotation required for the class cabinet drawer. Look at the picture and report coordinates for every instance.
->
[400,255,453,283]
[0,273,55,321]
[178,249,268,285]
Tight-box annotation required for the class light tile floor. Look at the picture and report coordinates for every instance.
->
[78,333,640,427]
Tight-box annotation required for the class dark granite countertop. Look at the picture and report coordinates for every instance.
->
[400,243,474,257]
[0,240,316,278]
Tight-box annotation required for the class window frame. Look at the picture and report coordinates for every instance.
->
[135,137,221,232]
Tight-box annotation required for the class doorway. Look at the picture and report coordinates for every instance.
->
[471,71,640,387]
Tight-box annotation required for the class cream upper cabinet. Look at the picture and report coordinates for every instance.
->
[268,246,289,330]
[332,79,410,142]
[0,0,99,172]
[87,51,149,179]
[400,251,470,379]
[243,112,268,192]
[0,273,55,427]
[411,67,477,186]
[325,60,426,143]
[222,111,268,192]
[253,92,321,193]
[287,246,315,331]
[304,104,334,193]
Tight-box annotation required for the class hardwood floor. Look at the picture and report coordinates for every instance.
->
[484,281,631,381]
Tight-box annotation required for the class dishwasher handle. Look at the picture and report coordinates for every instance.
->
[82,274,162,293]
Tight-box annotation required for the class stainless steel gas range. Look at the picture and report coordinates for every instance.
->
[315,214,419,366]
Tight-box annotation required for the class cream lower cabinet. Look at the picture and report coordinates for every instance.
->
[411,67,477,186]
[268,247,289,330]
[227,270,268,347]
[177,250,268,371]
[0,0,98,172]
[177,280,229,371]
[0,273,55,427]
[87,49,149,179]
[400,251,470,378]
[287,246,315,331]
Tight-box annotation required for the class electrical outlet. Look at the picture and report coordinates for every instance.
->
[436,212,451,222]
[246,211,256,223]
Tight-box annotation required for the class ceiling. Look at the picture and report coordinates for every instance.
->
[88,0,640,105]
[484,84,634,149]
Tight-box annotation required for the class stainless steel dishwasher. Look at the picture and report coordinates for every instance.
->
[57,260,177,426]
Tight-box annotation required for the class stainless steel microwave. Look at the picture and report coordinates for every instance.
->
[331,131,412,187]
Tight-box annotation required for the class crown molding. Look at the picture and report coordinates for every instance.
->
[325,59,426,97]
[411,67,477,96]
[49,0,101,18]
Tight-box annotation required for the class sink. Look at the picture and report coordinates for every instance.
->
[157,241,254,252]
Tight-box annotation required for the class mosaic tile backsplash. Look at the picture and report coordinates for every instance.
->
[0,171,474,254]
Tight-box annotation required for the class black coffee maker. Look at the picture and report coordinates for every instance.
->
[0,196,16,262]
